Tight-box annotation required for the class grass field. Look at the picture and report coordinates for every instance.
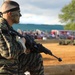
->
[41,43,75,75]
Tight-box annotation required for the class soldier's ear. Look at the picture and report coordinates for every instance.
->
[8,12,14,18]
[7,12,11,16]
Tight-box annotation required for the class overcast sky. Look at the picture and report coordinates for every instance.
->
[0,0,71,24]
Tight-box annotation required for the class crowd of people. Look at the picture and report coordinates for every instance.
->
[17,29,75,41]
[17,29,57,40]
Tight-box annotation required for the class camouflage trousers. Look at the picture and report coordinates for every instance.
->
[18,53,44,75]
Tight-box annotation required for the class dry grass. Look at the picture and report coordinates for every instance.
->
[41,43,75,75]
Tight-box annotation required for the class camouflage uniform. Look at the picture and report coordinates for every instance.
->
[0,17,44,75]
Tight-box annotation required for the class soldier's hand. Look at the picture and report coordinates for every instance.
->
[17,29,27,53]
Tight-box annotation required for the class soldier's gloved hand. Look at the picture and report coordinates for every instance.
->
[18,37,31,54]
[18,37,27,53]
[17,29,27,54]
[17,29,31,54]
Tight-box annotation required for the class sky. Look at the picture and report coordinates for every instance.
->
[0,0,71,24]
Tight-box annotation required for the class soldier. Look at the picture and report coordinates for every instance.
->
[0,0,44,75]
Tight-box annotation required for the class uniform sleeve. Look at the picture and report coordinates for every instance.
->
[0,31,24,59]
[0,32,10,59]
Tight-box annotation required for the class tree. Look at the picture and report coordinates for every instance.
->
[59,0,75,30]
[64,23,75,30]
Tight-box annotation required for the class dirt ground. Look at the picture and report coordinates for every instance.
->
[41,43,75,75]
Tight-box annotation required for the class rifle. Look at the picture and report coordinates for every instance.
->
[9,28,62,62]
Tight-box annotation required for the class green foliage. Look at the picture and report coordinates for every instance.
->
[59,0,75,30]
[64,23,75,30]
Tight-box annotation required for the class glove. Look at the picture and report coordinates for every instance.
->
[17,29,27,53]
[18,37,27,53]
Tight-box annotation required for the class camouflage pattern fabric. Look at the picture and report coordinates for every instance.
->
[0,17,24,75]
[0,18,44,75]
[18,53,44,75]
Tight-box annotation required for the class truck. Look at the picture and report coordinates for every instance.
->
[58,31,75,45]
[51,30,75,45]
